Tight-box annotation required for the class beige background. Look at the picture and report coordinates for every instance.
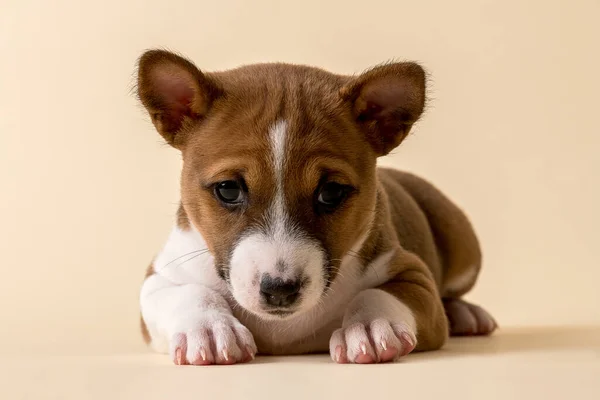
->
[1,1,599,395]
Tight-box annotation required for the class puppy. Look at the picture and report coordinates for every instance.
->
[136,49,497,365]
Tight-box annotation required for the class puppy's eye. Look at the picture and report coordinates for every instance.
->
[215,180,244,204]
[316,182,348,211]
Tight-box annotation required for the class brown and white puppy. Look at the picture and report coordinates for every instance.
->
[136,49,497,365]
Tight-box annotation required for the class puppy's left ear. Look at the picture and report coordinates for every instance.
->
[340,62,426,156]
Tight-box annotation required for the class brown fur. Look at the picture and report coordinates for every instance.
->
[136,50,492,351]
[371,168,483,349]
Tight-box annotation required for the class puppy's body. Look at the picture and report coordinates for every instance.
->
[378,168,482,298]
[137,51,496,364]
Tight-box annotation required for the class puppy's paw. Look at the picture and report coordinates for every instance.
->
[169,311,257,366]
[329,319,416,364]
[444,298,497,336]
[329,289,418,364]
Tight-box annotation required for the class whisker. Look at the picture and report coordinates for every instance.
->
[173,252,205,269]
[158,249,209,270]
[347,250,369,263]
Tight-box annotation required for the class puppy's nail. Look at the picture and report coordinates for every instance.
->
[200,348,207,361]
[360,343,367,355]
[222,349,229,361]
[175,348,183,365]
[335,346,343,362]
[381,341,387,351]
[401,332,414,347]
[247,346,255,360]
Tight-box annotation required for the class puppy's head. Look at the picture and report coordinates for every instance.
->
[137,50,426,319]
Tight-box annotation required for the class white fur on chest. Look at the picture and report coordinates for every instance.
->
[148,224,393,351]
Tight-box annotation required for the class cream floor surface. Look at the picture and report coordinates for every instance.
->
[1,326,599,400]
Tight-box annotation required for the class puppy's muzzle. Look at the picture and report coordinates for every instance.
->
[259,274,301,308]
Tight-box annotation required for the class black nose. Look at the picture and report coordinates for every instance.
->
[259,275,301,307]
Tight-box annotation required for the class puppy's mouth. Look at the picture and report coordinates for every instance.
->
[265,309,296,318]
[234,280,326,321]
[241,302,303,321]
[231,284,326,321]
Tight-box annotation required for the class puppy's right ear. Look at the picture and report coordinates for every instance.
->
[136,50,222,149]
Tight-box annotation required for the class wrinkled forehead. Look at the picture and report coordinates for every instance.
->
[184,65,372,183]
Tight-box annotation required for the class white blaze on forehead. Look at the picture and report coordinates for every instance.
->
[268,119,290,238]
[228,119,326,318]
[270,119,288,181]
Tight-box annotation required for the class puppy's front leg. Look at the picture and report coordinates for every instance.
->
[141,274,257,365]
[330,251,448,363]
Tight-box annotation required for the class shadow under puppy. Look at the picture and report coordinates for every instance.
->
[136,49,496,365]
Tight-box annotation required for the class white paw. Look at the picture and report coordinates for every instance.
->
[168,311,257,365]
[330,319,416,363]
[329,289,418,364]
